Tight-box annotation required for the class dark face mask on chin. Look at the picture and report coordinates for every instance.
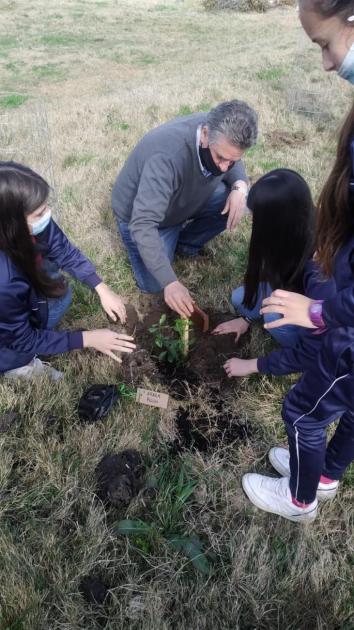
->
[199,146,235,177]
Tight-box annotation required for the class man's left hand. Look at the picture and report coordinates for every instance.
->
[221,183,247,230]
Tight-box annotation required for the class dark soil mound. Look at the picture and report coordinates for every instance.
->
[79,576,110,606]
[96,449,145,509]
[120,302,249,395]
[171,398,253,454]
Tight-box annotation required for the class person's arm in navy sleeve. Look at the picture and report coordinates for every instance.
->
[44,220,102,288]
[258,261,336,376]
[0,279,83,357]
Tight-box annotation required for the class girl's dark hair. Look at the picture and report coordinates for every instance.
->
[243,168,315,309]
[301,0,354,20]
[0,161,66,297]
[316,102,354,275]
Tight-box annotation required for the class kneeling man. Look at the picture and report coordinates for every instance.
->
[112,99,258,317]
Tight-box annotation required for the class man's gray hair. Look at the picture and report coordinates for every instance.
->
[206,100,258,149]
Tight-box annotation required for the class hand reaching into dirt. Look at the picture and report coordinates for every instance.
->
[211,317,250,342]
[164,280,194,318]
[95,282,127,324]
[223,357,258,378]
[261,290,316,329]
[82,330,136,362]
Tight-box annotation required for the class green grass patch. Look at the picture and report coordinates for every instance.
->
[62,153,96,169]
[257,159,283,171]
[32,63,66,81]
[105,111,130,131]
[256,65,286,81]
[40,33,89,47]
[0,93,28,109]
[133,52,157,65]
[177,101,211,117]
[0,35,17,50]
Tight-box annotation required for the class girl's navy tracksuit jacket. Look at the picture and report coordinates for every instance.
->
[0,220,101,373]
[283,235,354,503]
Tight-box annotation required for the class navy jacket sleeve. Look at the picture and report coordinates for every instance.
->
[322,243,354,327]
[0,277,83,357]
[43,220,102,288]
[257,261,337,376]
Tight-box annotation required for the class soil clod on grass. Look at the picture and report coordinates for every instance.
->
[0,411,20,433]
[171,400,252,454]
[79,575,110,606]
[96,449,145,509]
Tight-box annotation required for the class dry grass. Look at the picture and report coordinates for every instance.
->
[0,1,354,629]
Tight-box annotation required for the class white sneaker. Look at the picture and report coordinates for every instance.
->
[4,357,63,382]
[242,473,318,523]
[269,447,339,502]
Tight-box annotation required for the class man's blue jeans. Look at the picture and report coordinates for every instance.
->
[47,287,73,329]
[117,184,229,293]
[232,284,301,348]
[44,261,73,329]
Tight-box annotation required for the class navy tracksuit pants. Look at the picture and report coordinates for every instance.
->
[283,327,354,504]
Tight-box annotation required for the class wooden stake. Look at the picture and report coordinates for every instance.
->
[182,318,189,357]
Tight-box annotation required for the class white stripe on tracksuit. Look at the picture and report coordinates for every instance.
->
[292,373,350,500]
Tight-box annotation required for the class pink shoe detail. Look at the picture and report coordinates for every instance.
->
[292,496,313,508]
[320,474,336,484]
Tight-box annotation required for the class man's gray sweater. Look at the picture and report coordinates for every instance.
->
[112,113,247,288]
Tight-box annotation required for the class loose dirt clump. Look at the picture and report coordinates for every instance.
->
[0,412,20,433]
[95,449,145,509]
[170,398,253,454]
[79,575,110,606]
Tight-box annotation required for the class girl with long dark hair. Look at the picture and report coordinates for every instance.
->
[0,161,135,380]
[242,0,354,522]
[212,169,335,378]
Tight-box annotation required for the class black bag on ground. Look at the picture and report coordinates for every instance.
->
[78,384,120,423]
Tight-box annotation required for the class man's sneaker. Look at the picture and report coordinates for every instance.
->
[4,357,63,382]
[242,473,318,523]
[268,447,339,502]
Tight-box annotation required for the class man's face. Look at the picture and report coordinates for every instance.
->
[299,5,354,71]
[200,127,244,173]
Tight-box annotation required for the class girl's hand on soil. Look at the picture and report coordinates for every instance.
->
[82,329,136,362]
[223,357,258,378]
[212,317,249,342]
[221,182,248,230]
[164,280,194,318]
[261,290,316,329]
[95,282,127,324]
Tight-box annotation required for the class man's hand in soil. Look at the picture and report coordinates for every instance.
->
[164,280,194,318]
[212,317,249,343]
[221,182,248,231]
[223,357,258,377]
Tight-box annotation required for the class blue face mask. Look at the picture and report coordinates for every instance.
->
[30,209,52,235]
[338,43,354,84]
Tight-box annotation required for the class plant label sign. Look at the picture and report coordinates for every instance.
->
[136,388,169,409]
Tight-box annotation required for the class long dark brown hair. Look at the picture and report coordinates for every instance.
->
[317,103,354,275]
[300,0,354,20]
[243,169,315,309]
[299,0,354,274]
[0,161,66,297]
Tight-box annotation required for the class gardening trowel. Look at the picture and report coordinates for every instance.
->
[190,303,209,333]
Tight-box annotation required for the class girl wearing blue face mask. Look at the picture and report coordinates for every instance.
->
[241,0,354,523]
[0,161,136,380]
